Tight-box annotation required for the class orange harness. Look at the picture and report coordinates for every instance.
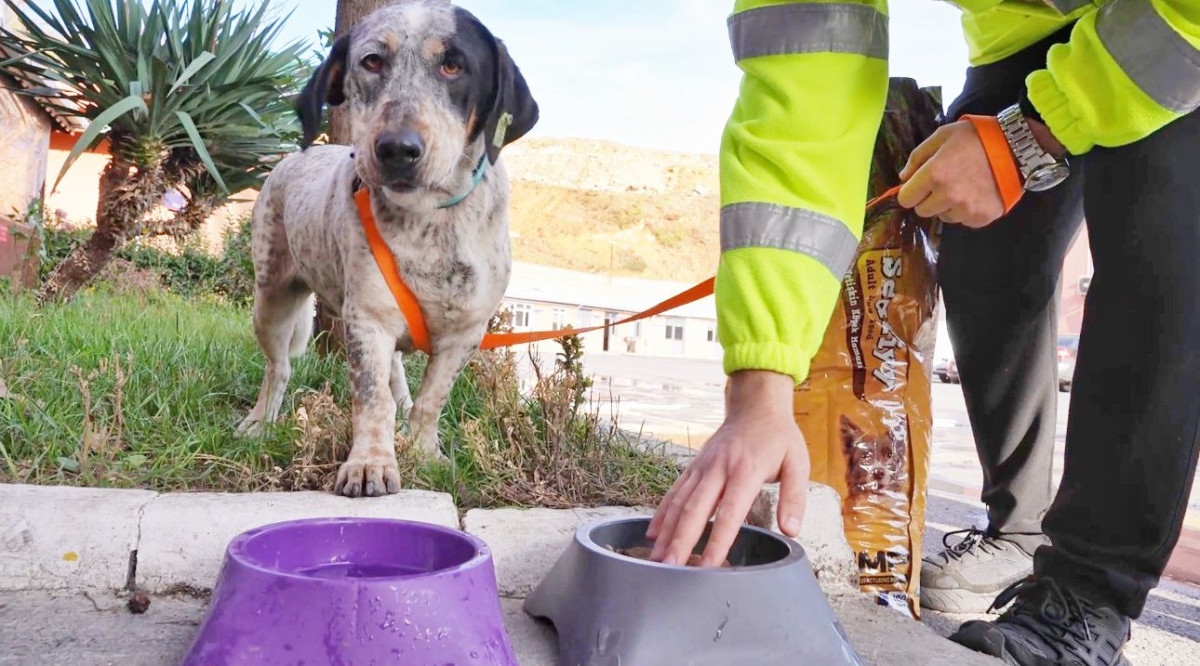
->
[357,116,1023,354]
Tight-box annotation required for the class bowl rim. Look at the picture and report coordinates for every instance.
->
[575,516,807,573]
[225,517,492,582]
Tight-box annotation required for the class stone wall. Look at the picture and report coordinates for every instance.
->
[0,5,50,221]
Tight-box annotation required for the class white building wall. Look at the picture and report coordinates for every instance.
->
[498,299,720,360]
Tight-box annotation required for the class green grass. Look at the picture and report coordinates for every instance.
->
[0,284,680,508]
[0,285,341,489]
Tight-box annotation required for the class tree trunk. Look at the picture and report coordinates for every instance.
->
[313,0,394,356]
[37,158,166,303]
[143,194,220,241]
[328,0,392,146]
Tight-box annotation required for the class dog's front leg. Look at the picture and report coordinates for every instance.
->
[335,316,402,497]
[408,338,478,460]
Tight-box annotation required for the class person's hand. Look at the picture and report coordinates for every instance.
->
[646,370,810,567]
[897,116,1065,228]
[896,120,1005,228]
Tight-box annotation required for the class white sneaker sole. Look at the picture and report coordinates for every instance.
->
[921,586,1009,615]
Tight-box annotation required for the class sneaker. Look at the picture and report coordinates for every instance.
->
[921,528,1035,614]
[950,576,1132,666]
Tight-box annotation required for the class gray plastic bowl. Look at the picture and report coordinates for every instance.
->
[524,517,865,666]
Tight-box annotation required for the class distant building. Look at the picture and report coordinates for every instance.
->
[501,262,719,360]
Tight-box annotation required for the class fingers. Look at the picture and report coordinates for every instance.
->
[913,189,951,220]
[656,469,727,565]
[897,162,934,210]
[699,474,762,567]
[776,448,809,537]
[647,467,695,541]
[899,126,948,181]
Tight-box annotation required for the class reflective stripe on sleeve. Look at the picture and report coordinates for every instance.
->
[720,202,860,277]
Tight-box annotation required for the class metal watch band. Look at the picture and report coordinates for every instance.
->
[997,103,1057,182]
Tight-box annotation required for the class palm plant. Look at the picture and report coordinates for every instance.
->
[0,0,308,302]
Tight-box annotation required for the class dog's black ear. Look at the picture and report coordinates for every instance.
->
[482,37,538,164]
[296,33,353,150]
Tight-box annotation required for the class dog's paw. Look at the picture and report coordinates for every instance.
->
[334,454,402,498]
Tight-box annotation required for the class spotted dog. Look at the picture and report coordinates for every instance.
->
[237,0,538,497]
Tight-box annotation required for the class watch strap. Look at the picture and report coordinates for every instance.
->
[998,103,1058,183]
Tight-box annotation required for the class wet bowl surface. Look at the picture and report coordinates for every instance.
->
[182,517,518,666]
[231,517,482,579]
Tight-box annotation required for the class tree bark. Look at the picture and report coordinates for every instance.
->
[327,0,393,146]
[37,157,166,303]
[314,0,394,356]
[143,194,220,241]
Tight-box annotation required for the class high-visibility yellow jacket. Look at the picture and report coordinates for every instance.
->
[718,0,1200,383]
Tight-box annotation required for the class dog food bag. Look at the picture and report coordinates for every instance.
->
[793,79,943,620]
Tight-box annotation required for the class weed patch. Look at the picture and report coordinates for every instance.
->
[0,288,679,509]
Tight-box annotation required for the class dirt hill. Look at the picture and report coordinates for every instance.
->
[502,138,720,283]
[99,137,723,282]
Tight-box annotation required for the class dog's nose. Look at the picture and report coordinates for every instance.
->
[375,129,425,167]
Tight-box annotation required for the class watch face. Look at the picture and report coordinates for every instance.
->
[1025,163,1070,192]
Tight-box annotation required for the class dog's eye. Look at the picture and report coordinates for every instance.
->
[362,54,384,73]
[439,56,463,79]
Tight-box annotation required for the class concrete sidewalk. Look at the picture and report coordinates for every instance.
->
[0,483,998,665]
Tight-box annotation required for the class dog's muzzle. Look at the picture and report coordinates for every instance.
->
[375,129,425,189]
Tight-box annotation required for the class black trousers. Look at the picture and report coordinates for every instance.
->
[939,25,1200,618]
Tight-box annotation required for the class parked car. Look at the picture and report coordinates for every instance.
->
[1058,334,1079,392]
[934,357,950,382]
[934,357,960,384]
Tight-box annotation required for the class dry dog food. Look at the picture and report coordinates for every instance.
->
[793,79,943,619]
[605,545,731,568]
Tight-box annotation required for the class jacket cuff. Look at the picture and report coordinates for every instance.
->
[1025,69,1093,155]
[722,342,811,386]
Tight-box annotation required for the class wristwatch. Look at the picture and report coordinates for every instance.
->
[996,103,1070,192]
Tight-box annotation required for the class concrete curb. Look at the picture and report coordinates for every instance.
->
[0,485,156,591]
[0,484,458,594]
[464,505,651,598]
[136,490,458,592]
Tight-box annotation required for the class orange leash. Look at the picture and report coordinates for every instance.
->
[357,129,1019,353]
[357,189,432,353]
[961,115,1024,214]
[478,277,716,350]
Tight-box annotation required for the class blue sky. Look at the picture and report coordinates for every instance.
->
[273,0,971,154]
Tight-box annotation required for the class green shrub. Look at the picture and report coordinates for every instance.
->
[37,220,256,306]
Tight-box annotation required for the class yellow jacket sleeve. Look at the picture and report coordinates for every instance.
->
[1025,0,1200,154]
[717,0,889,383]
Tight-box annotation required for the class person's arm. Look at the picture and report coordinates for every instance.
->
[718,0,889,384]
[1022,0,1200,155]
[648,0,889,567]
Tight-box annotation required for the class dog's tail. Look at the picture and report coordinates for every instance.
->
[289,294,317,358]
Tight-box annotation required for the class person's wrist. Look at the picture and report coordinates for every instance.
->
[727,370,794,418]
[1026,117,1067,158]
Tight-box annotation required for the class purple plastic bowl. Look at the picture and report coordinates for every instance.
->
[181,517,517,665]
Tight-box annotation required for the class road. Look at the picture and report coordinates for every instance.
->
[567,351,1199,529]
[552,351,1200,661]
